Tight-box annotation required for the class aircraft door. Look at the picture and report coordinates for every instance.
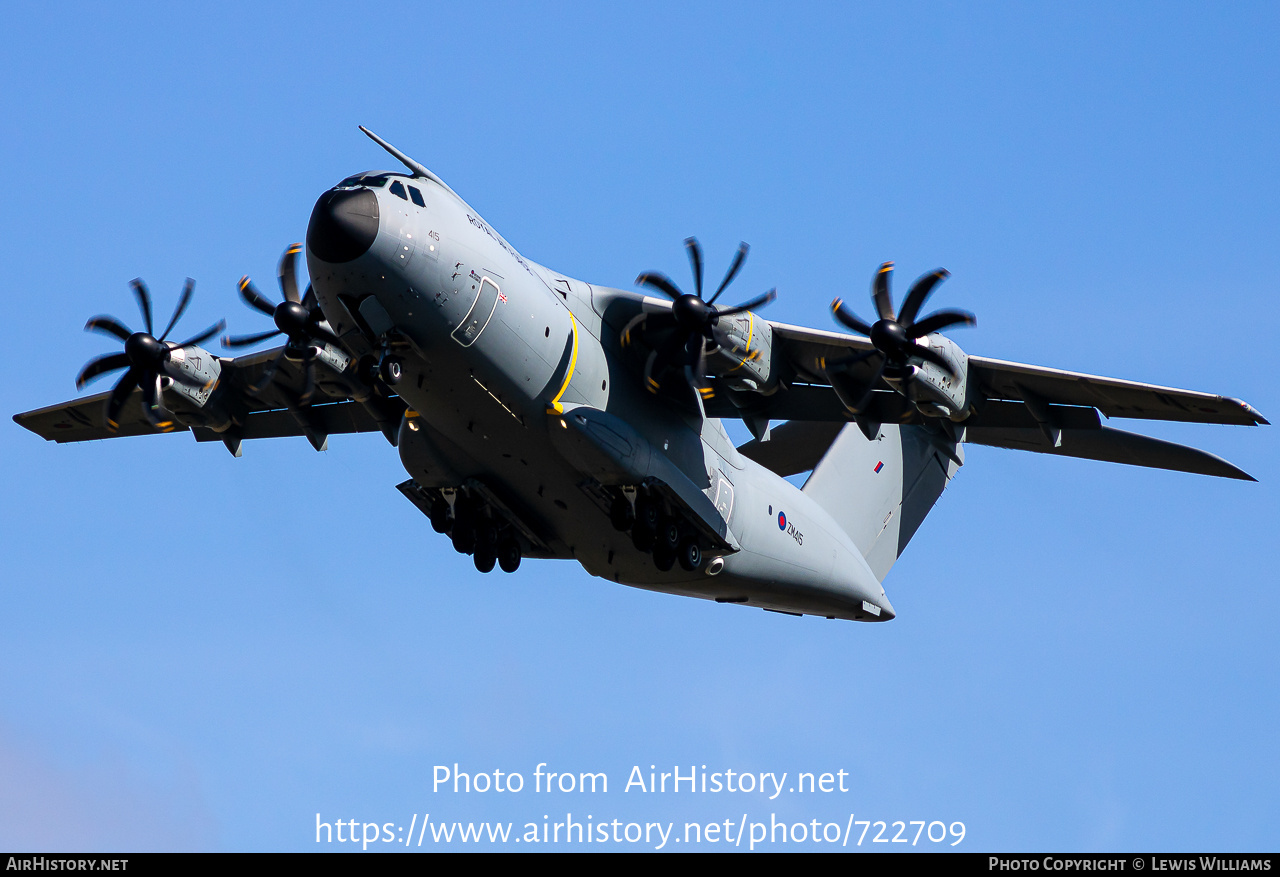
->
[452,275,502,347]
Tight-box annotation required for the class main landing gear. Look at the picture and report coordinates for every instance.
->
[430,490,522,574]
[610,488,704,572]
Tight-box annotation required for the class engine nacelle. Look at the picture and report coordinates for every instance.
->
[707,312,777,393]
[895,334,970,421]
[160,344,234,432]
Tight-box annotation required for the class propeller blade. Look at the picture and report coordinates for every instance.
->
[708,242,749,305]
[247,348,288,397]
[222,328,283,349]
[684,237,704,299]
[905,341,957,376]
[158,278,195,341]
[846,359,887,414]
[278,243,303,304]
[684,363,714,415]
[175,319,226,349]
[714,287,776,318]
[309,323,343,348]
[710,324,747,358]
[644,330,690,393]
[238,276,278,317]
[636,272,684,301]
[831,299,874,336]
[906,308,976,339]
[621,311,677,349]
[301,283,317,310]
[822,349,878,374]
[130,279,154,336]
[139,372,175,429]
[76,352,130,389]
[298,349,317,406]
[897,269,949,327]
[105,366,141,431]
[643,311,679,333]
[871,262,895,321]
[84,316,133,342]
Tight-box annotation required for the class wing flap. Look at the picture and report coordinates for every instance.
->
[189,400,383,442]
[965,424,1255,480]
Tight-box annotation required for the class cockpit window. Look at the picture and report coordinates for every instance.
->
[389,180,409,200]
[408,186,426,207]
[336,172,389,189]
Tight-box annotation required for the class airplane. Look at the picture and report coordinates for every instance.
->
[13,127,1268,623]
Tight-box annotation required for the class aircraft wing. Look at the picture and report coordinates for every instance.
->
[734,320,1265,481]
[966,355,1266,427]
[14,346,402,448]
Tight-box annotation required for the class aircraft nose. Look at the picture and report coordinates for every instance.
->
[307,187,379,263]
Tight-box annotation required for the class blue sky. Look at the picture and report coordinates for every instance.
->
[1,2,1276,852]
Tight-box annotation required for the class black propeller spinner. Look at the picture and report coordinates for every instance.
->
[76,279,225,432]
[632,237,776,401]
[826,262,976,412]
[222,243,344,405]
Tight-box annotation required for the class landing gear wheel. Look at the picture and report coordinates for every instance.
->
[379,355,402,385]
[631,523,655,553]
[677,539,702,572]
[653,544,675,572]
[476,524,499,552]
[451,522,476,555]
[429,499,452,534]
[610,496,634,532]
[497,538,521,573]
[657,517,681,552]
[634,495,660,533]
[474,548,496,573]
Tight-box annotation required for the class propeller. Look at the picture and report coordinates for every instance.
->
[76,278,225,432]
[826,262,975,412]
[630,237,776,403]
[222,243,344,405]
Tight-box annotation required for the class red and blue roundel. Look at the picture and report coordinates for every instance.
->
[777,511,787,530]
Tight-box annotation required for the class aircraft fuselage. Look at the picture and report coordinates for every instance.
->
[305,172,893,622]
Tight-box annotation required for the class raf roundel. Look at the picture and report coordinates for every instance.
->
[777,511,787,531]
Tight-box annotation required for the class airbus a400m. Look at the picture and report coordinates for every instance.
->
[15,127,1267,623]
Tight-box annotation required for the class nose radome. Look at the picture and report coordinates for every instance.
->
[307,187,379,263]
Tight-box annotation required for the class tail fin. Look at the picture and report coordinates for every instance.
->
[802,423,962,581]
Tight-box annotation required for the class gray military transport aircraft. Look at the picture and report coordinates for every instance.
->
[15,127,1268,623]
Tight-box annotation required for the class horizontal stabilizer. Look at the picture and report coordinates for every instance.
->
[738,420,844,477]
[964,424,1255,480]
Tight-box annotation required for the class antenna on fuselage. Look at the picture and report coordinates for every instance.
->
[358,125,460,199]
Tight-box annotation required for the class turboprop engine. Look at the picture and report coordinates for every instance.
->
[825,262,976,422]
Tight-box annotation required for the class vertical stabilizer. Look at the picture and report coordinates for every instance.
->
[802,423,962,581]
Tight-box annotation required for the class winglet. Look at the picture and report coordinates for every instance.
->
[358,126,459,199]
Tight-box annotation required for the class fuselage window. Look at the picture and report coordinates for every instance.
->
[389,180,409,200]
[408,186,426,207]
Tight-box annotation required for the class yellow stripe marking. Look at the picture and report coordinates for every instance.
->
[546,313,579,415]
[726,312,757,373]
